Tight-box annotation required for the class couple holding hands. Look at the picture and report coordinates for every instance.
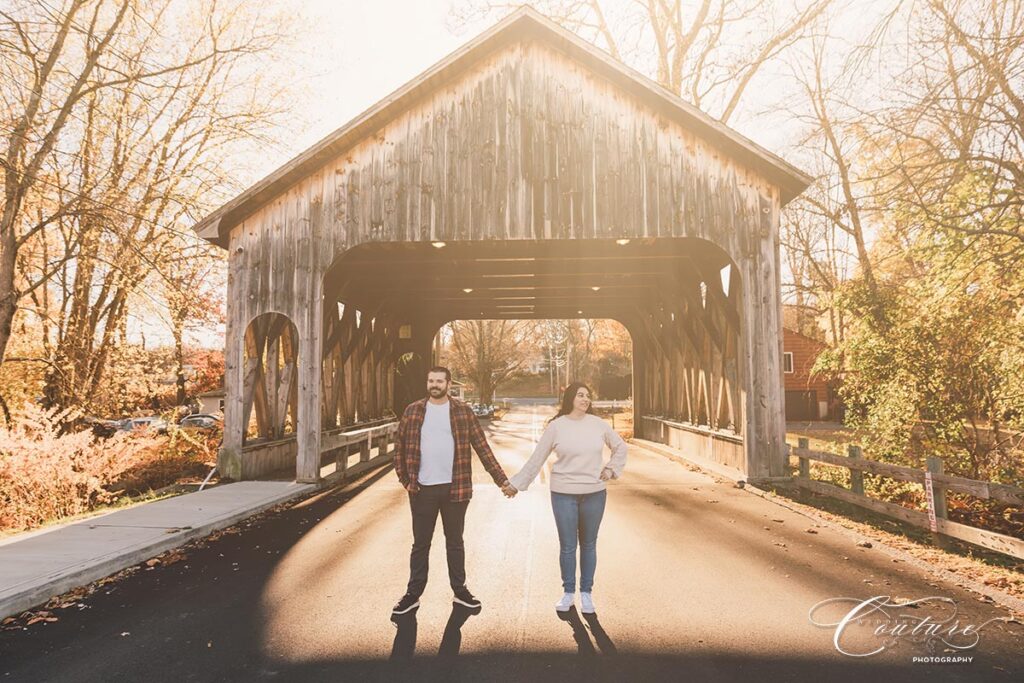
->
[392,366,628,617]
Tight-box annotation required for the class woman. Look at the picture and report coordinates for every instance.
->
[508,383,628,614]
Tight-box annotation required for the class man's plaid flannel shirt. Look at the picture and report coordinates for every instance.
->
[393,397,509,502]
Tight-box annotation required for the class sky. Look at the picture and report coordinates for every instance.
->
[288,0,474,155]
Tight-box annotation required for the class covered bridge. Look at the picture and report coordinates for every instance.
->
[191,8,811,485]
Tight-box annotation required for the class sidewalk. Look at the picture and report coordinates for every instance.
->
[0,481,315,620]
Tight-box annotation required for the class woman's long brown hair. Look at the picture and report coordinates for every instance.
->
[548,382,596,424]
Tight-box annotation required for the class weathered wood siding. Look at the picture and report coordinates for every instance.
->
[221,39,787,481]
[228,41,776,265]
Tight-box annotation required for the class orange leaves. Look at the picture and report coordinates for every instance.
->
[0,404,162,532]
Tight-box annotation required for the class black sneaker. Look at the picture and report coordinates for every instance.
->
[392,593,420,615]
[453,587,481,608]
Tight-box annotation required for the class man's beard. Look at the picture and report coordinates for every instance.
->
[429,387,445,395]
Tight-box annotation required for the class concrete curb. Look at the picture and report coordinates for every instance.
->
[630,439,1024,617]
[0,482,315,620]
[0,455,400,622]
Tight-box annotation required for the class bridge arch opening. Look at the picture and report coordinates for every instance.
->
[311,236,747,478]
[223,312,300,480]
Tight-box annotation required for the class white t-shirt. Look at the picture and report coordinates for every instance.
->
[509,414,628,494]
[417,400,455,485]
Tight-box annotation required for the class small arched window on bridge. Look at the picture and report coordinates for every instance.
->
[720,265,732,297]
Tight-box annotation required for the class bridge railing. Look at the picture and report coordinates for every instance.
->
[789,438,1024,561]
[641,416,744,472]
[239,435,298,479]
[319,418,399,483]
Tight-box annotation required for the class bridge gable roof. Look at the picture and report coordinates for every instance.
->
[192,7,811,247]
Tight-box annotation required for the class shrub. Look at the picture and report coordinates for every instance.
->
[0,404,163,532]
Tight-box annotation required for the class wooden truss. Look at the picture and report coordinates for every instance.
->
[242,313,299,442]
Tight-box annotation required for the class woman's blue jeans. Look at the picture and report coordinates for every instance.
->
[550,489,607,593]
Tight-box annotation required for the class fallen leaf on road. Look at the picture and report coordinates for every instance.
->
[772,519,784,523]
[162,551,187,566]
[145,559,160,567]
[856,541,873,548]
[805,528,818,534]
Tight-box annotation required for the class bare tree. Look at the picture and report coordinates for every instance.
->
[452,0,833,123]
[447,320,538,404]
[0,0,294,411]
[877,0,1024,260]
[154,243,225,406]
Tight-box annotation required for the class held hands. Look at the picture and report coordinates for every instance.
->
[500,482,518,498]
[599,468,613,481]
[405,482,420,493]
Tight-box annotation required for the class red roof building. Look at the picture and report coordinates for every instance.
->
[782,327,840,421]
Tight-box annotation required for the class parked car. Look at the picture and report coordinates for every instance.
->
[177,414,222,431]
[472,403,495,418]
[85,416,125,438]
[120,416,169,434]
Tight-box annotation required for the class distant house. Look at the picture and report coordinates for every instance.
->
[197,387,226,415]
[782,328,839,421]
[448,379,467,401]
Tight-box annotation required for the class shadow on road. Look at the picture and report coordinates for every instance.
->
[556,606,618,658]
[582,611,618,655]
[439,603,483,658]
[390,602,483,663]
[2,445,1020,683]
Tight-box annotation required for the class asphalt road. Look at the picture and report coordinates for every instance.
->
[1,405,1021,682]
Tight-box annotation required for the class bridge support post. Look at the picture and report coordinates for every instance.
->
[739,197,787,479]
[629,325,647,440]
[220,307,244,481]
[295,258,323,484]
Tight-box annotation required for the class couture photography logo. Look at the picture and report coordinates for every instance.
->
[808,595,1008,662]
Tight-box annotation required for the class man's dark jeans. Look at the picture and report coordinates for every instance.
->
[407,483,469,597]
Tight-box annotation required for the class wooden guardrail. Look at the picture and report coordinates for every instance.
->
[641,416,743,443]
[319,420,399,478]
[789,437,1024,560]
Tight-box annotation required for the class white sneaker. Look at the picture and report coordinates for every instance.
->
[580,592,596,614]
[555,592,575,612]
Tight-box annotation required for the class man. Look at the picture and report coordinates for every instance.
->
[391,366,516,616]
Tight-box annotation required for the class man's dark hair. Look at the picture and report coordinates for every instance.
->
[427,366,451,381]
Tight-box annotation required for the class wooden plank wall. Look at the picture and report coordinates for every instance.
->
[220,39,786,481]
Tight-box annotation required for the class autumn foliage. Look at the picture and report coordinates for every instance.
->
[0,405,218,533]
